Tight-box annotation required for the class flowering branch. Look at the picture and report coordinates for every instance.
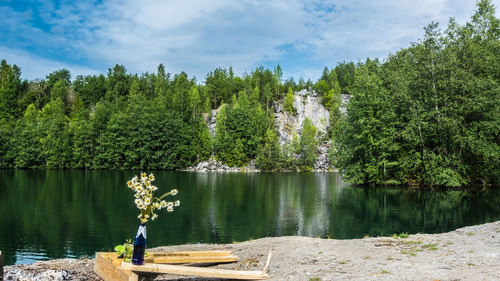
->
[127,172,180,224]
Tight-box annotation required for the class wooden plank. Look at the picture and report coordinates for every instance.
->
[121,262,269,280]
[0,250,3,281]
[149,251,232,257]
[153,255,238,264]
[94,252,138,281]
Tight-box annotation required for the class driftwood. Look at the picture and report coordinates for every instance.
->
[95,250,271,281]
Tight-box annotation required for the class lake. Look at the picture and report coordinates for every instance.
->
[1,169,500,265]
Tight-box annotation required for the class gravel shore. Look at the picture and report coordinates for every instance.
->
[5,221,500,280]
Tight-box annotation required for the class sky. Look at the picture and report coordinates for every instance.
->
[1,0,499,82]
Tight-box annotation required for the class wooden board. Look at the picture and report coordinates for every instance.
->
[95,250,271,281]
[152,255,238,264]
[121,262,270,280]
[150,251,232,257]
[144,251,238,264]
[94,252,138,281]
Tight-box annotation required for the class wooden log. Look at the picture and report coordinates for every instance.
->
[0,250,3,281]
[94,252,138,281]
[121,262,270,280]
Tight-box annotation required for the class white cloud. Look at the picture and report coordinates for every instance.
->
[1,0,499,81]
[0,46,100,80]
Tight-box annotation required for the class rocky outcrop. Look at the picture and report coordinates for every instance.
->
[203,109,219,137]
[274,89,332,170]
[193,89,346,171]
[185,159,260,172]
[314,141,332,171]
[340,94,351,115]
[274,89,330,146]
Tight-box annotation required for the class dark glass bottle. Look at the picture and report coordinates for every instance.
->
[131,224,146,265]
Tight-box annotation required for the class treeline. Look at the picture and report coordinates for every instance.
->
[334,0,499,187]
[0,58,348,170]
[0,0,498,187]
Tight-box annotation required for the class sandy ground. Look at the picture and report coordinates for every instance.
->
[4,221,500,281]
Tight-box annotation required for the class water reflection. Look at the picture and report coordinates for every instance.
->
[0,170,499,265]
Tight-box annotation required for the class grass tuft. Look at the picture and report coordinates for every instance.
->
[401,250,416,256]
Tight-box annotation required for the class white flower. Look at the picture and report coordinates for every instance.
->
[128,173,180,223]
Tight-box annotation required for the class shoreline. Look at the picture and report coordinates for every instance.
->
[4,221,500,280]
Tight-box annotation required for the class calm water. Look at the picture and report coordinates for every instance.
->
[1,170,500,265]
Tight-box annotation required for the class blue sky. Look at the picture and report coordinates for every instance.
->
[1,0,499,82]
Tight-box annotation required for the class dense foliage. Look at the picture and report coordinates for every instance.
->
[0,59,325,170]
[334,0,499,187]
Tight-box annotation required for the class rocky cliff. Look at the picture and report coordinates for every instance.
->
[274,89,330,145]
[192,89,335,171]
[273,89,332,170]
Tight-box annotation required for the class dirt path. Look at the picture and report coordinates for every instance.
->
[5,221,500,280]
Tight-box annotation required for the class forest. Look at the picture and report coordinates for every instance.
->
[0,0,498,187]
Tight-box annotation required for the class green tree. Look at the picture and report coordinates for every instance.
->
[298,118,318,170]
[10,104,41,167]
[38,98,70,168]
[284,87,295,114]
[73,74,106,108]
[106,64,129,104]
[205,68,230,108]
[255,128,282,171]
[68,97,92,168]
[0,60,23,120]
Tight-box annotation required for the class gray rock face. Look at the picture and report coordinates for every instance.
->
[314,141,331,171]
[194,89,350,171]
[203,109,219,138]
[274,89,330,145]
[273,89,332,170]
[340,94,351,115]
